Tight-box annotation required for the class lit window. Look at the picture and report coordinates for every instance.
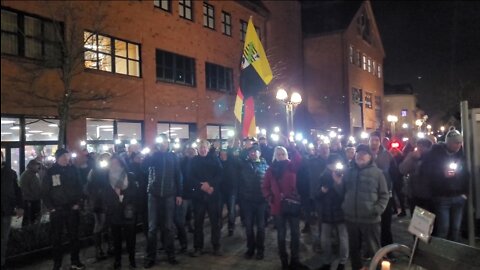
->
[1,117,20,141]
[362,54,367,70]
[84,31,141,77]
[349,45,354,64]
[154,0,170,11]
[378,64,382,78]
[367,57,372,73]
[372,61,376,75]
[221,11,231,36]
[179,0,193,20]
[25,119,59,142]
[365,92,373,109]
[203,2,215,29]
[356,50,361,67]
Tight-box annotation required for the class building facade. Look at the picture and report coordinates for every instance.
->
[303,0,385,136]
[1,0,303,173]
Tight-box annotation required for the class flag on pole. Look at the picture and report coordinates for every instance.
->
[234,88,244,122]
[237,17,273,138]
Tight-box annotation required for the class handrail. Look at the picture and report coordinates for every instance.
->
[368,243,412,270]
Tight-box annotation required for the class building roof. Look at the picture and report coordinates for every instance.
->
[236,0,270,18]
[384,83,415,95]
[302,0,363,35]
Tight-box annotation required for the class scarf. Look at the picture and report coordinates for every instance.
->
[271,160,289,181]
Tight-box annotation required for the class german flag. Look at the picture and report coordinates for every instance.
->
[235,17,273,138]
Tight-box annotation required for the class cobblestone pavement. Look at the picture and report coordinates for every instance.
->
[12,214,415,270]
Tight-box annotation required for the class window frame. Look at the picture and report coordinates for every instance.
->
[179,0,193,21]
[377,64,382,78]
[221,11,232,36]
[205,62,234,93]
[154,0,171,12]
[203,2,215,30]
[155,49,196,87]
[367,57,372,73]
[349,45,354,64]
[365,92,373,109]
[1,7,63,62]
[240,19,247,42]
[84,31,142,77]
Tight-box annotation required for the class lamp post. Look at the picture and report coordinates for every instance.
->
[387,115,398,137]
[276,88,302,133]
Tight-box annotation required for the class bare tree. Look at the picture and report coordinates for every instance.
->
[3,1,124,148]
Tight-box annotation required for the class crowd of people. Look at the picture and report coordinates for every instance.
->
[0,128,469,270]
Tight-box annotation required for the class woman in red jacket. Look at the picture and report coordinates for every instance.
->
[262,145,309,270]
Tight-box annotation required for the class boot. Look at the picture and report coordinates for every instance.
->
[281,256,289,270]
[290,259,309,270]
[94,233,106,260]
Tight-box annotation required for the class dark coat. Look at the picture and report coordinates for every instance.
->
[188,150,223,201]
[1,165,23,216]
[42,163,83,210]
[86,167,110,213]
[220,156,240,197]
[239,158,269,203]
[180,156,195,200]
[421,143,468,197]
[103,173,138,225]
[316,168,344,224]
[143,151,182,198]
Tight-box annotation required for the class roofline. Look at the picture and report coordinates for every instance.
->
[303,29,345,39]
[235,1,270,18]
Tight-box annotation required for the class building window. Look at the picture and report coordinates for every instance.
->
[349,45,354,64]
[205,62,233,93]
[156,49,196,86]
[206,125,234,140]
[157,122,191,140]
[378,64,382,78]
[375,96,382,129]
[365,92,373,109]
[240,20,247,41]
[179,0,193,20]
[367,57,372,73]
[1,8,62,62]
[154,0,171,11]
[221,11,231,36]
[356,50,361,67]
[84,31,141,77]
[25,119,59,142]
[362,54,367,70]
[372,61,376,75]
[203,2,215,29]
[1,117,21,142]
[86,119,143,152]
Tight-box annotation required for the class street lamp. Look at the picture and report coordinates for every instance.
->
[387,115,398,136]
[276,88,302,133]
[415,119,423,132]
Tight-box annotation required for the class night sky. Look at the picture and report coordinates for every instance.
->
[370,1,480,123]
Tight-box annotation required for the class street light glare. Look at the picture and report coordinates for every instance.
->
[270,133,280,142]
[276,88,288,101]
[402,123,408,129]
[274,126,280,133]
[360,132,369,139]
[329,131,337,138]
[290,92,302,104]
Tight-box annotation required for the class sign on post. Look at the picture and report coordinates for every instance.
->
[408,206,435,243]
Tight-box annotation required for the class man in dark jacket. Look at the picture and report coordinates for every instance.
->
[174,146,197,253]
[421,130,468,242]
[333,144,389,270]
[219,149,240,236]
[143,135,183,268]
[316,154,348,270]
[42,149,84,270]
[399,138,433,214]
[1,151,23,268]
[189,140,223,257]
[239,145,269,260]
[369,131,396,247]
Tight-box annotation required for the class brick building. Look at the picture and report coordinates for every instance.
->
[302,0,385,136]
[1,0,303,173]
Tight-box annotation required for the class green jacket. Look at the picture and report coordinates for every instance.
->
[336,162,389,224]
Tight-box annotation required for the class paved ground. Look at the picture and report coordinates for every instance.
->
[12,214,415,270]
